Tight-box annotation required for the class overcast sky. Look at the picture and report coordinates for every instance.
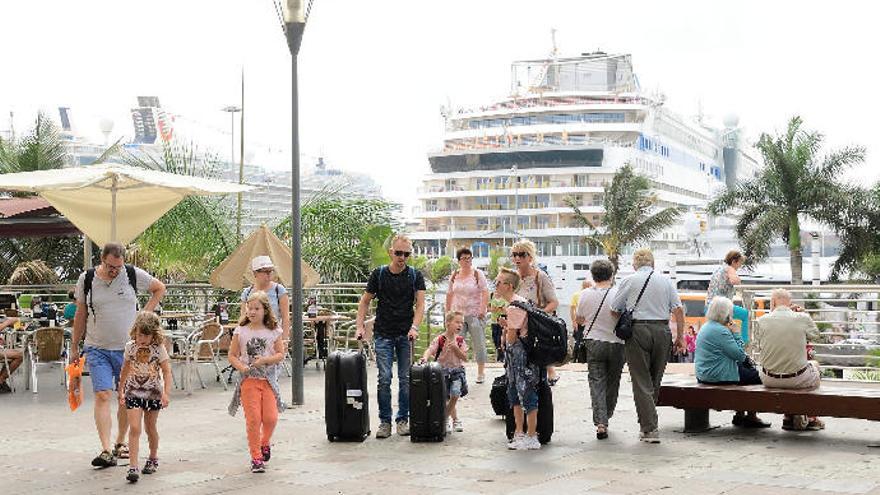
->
[1,1,877,210]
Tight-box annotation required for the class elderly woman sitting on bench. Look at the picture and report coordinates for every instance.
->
[694,296,770,428]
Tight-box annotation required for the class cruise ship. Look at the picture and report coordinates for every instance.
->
[411,51,761,286]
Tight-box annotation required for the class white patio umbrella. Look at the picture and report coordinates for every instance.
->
[0,163,253,246]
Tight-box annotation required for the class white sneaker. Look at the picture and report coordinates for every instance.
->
[453,420,463,432]
[524,435,541,450]
[446,419,453,434]
[507,433,525,450]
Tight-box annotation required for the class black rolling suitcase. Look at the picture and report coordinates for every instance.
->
[505,379,553,444]
[325,349,370,442]
[409,360,447,442]
[490,374,508,417]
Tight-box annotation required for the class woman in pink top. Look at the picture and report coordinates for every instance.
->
[445,247,489,383]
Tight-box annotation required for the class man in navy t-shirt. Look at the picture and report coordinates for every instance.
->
[356,234,426,438]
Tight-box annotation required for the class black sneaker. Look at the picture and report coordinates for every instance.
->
[0,382,12,394]
[126,467,140,483]
[91,450,117,468]
[251,459,265,473]
[260,445,271,462]
[142,458,159,474]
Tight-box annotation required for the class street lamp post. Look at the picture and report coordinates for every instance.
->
[221,105,243,239]
[281,0,307,406]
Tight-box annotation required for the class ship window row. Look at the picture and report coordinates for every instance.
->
[637,135,720,174]
[465,112,626,130]
[425,174,610,193]
[443,133,634,152]
[424,193,604,212]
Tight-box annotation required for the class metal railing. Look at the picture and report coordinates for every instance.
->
[740,285,880,382]
[0,282,366,321]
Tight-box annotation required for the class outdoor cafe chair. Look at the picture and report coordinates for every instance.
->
[28,326,68,394]
[166,325,201,393]
[190,320,227,390]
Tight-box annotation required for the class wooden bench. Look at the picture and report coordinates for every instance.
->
[658,378,880,433]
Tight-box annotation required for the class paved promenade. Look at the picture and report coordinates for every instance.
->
[2,362,880,494]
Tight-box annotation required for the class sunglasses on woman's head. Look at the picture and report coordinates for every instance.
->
[511,252,528,258]
[393,250,411,258]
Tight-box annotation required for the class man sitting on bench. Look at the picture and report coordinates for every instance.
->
[754,288,825,431]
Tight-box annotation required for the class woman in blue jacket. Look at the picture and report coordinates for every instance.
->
[695,296,770,428]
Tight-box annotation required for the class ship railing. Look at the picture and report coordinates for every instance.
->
[740,284,880,383]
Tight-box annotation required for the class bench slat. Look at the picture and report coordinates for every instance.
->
[658,381,880,421]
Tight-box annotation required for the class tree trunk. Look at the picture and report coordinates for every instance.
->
[789,215,803,285]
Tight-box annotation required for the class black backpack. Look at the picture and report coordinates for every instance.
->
[509,300,569,367]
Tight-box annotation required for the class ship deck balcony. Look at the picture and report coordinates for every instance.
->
[418,205,603,219]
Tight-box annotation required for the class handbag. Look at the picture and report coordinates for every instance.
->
[573,288,610,362]
[614,272,653,341]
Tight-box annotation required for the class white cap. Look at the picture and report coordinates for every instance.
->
[251,255,274,272]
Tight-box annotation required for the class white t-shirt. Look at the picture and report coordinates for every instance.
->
[576,286,623,344]
[75,266,155,351]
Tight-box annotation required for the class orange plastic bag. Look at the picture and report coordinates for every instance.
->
[65,356,86,411]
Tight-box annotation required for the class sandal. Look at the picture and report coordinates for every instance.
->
[113,443,130,459]
[806,418,825,431]
[596,425,608,440]
[548,376,560,386]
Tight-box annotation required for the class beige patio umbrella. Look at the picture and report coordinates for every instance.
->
[0,163,253,247]
[210,225,320,290]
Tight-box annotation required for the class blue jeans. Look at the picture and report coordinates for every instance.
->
[374,334,411,424]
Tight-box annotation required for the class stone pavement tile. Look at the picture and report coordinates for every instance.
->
[507,477,609,494]
[5,365,880,494]
[810,479,879,494]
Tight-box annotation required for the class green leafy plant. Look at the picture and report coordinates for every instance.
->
[275,196,399,283]
[122,141,237,282]
[566,163,682,272]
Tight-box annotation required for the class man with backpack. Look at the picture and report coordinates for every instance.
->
[70,242,166,467]
[610,248,685,444]
[355,234,426,439]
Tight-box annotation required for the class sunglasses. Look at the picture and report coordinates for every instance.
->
[257,268,274,274]
[393,250,412,258]
[459,256,473,261]
[511,252,529,258]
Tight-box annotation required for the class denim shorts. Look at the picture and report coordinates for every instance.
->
[448,378,463,398]
[84,346,124,393]
[507,381,539,412]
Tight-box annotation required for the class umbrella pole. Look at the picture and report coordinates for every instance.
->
[111,176,118,242]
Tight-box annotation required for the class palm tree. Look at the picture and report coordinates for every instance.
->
[708,116,865,284]
[123,141,237,281]
[0,112,67,176]
[0,112,90,281]
[825,184,880,281]
[565,164,682,272]
[275,194,399,283]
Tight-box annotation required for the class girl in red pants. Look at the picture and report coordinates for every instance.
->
[228,290,285,473]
